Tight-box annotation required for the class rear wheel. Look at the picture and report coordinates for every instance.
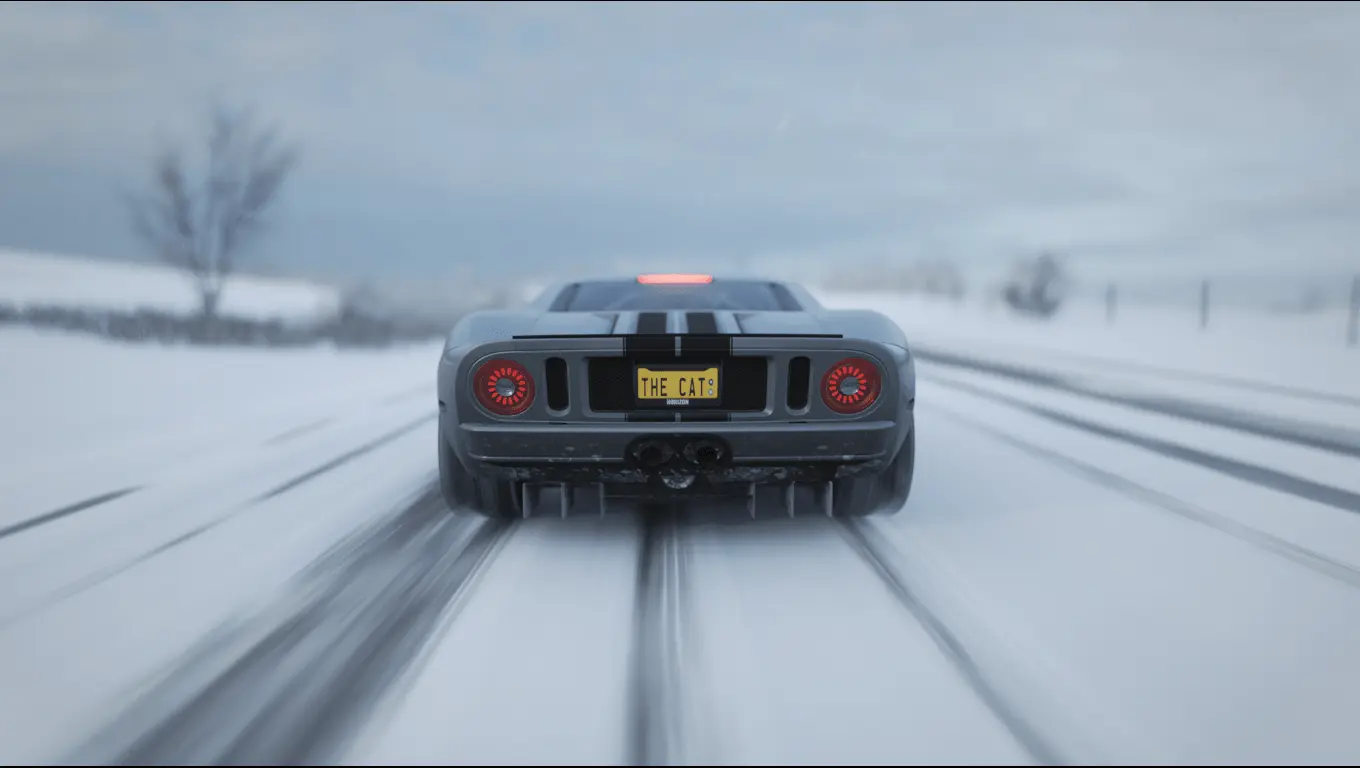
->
[473,476,523,518]
[438,429,475,510]
[833,427,915,517]
[438,429,522,518]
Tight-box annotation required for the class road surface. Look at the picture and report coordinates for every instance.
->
[3,339,1360,765]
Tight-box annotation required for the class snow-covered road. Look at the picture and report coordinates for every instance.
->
[4,313,1360,765]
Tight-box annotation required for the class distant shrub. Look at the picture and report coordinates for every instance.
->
[0,302,448,349]
[1001,252,1069,319]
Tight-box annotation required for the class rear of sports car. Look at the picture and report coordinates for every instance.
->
[437,293,915,517]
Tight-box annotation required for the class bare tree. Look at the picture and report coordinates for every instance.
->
[129,105,300,321]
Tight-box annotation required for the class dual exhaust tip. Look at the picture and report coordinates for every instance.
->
[632,438,726,471]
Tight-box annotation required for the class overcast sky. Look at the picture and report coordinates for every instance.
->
[2,1,1359,295]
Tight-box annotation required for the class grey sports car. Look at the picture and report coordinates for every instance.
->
[436,273,916,518]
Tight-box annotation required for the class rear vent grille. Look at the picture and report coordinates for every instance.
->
[545,357,569,411]
[786,356,811,411]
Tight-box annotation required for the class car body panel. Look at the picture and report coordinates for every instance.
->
[436,275,915,502]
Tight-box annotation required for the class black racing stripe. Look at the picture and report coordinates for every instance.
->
[680,335,730,355]
[684,312,718,335]
[636,312,669,335]
[625,335,674,355]
[626,312,674,355]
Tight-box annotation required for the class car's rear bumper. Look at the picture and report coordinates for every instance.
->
[446,415,912,485]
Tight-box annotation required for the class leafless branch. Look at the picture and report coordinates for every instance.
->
[127,103,300,319]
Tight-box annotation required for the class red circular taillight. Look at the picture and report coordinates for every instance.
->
[821,357,881,414]
[473,358,535,416]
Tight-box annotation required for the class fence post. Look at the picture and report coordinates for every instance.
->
[1349,275,1359,348]
[1199,279,1210,330]
[1106,284,1117,324]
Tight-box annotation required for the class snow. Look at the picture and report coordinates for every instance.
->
[0,325,443,764]
[0,428,441,765]
[4,291,1360,765]
[678,518,1032,766]
[917,378,1360,586]
[0,248,342,322]
[818,290,1360,404]
[346,515,645,766]
[0,325,441,523]
[867,400,1360,764]
[922,366,1360,497]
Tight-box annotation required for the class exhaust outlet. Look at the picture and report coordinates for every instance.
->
[684,439,726,470]
[632,440,674,469]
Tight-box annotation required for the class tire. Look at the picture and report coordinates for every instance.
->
[438,429,474,510]
[473,476,523,519]
[833,427,915,517]
[438,428,522,518]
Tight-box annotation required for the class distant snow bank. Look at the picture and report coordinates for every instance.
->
[0,323,440,484]
[817,290,1360,399]
[0,248,343,323]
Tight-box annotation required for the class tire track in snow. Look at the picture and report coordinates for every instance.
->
[0,413,439,631]
[0,486,141,541]
[260,383,429,446]
[626,506,725,766]
[912,342,1360,409]
[71,485,515,766]
[262,415,335,446]
[0,409,433,546]
[924,372,1360,516]
[931,404,1360,589]
[837,517,1070,766]
[626,508,689,766]
[915,347,1360,459]
[252,413,435,502]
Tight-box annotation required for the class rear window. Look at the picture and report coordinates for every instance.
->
[552,280,799,312]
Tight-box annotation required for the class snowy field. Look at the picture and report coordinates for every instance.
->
[0,248,343,322]
[3,292,1360,765]
[817,290,1360,401]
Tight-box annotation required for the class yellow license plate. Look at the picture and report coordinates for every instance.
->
[636,366,720,403]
